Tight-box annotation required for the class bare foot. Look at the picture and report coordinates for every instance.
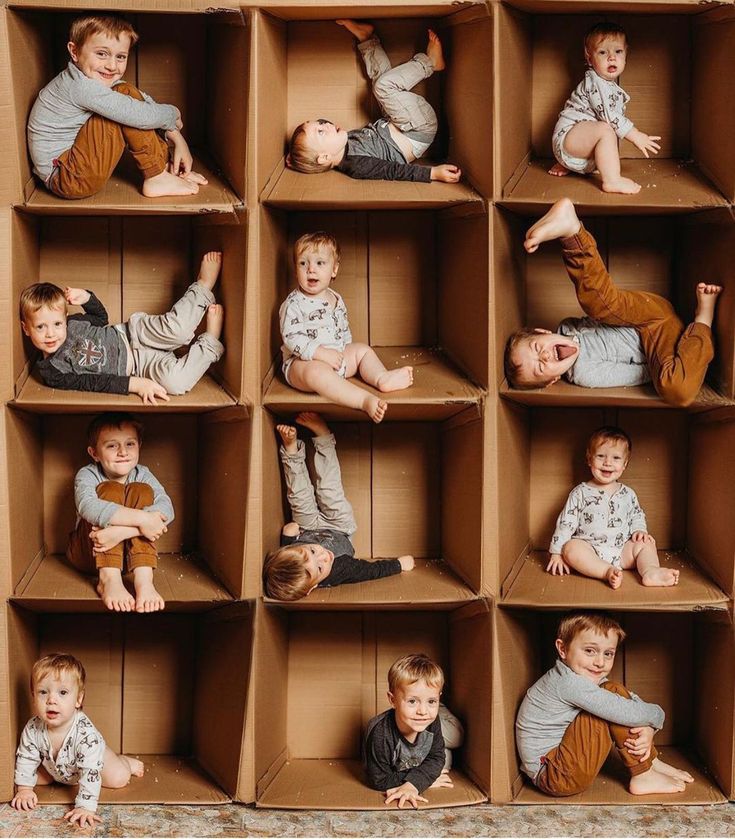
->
[142,169,198,197]
[606,566,623,590]
[694,283,723,327]
[132,567,165,614]
[336,19,374,42]
[121,756,145,778]
[295,411,330,437]
[524,198,581,254]
[548,162,570,177]
[641,566,679,587]
[652,758,694,784]
[601,176,641,195]
[205,304,224,341]
[375,366,414,392]
[97,568,135,612]
[197,251,222,291]
[629,767,686,795]
[364,394,388,423]
[183,170,208,186]
[426,30,445,71]
[276,424,298,453]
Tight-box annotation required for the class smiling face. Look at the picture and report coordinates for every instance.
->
[33,672,83,732]
[21,304,68,357]
[510,329,579,387]
[88,423,141,482]
[587,438,629,487]
[301,119,349,164]
[295,246,339,298]
[586,35,627,82]
[389,678,442,743]
[68,31,132,87]
[556,628,619,684]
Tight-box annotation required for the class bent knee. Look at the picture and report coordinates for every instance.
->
[282,522,300,537]
[103,771,130,789]
[597,122,617,140]
[112,81,143,100]
[602,680,630,698]
[659,384,696,408]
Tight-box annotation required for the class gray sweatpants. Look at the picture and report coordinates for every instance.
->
[358,36,438,158]
[279,433,357,535]
[127,281,224,395]
[439,704,465,771]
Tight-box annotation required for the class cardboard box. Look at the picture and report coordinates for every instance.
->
[2,601,255,803]
[251,3,492,209]
[2,4,248,213]
[492,205,735,406]
[492,607,735,804]
[495,1,735,210]
[251,599,491,808]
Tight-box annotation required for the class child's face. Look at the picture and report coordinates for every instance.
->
[556,628,619,684]
[295,247,339,298]
[68,31,132,87]
[511,329,579,387]
[88,423,141,481]
[586,36,627,82]
[389,678,442,741]
[33,672,83,731]
[587,439,629,486]
[21,305,68,356]
[301,119,349,165]
[302,543,335,590]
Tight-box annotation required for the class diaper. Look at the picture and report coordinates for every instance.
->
[552,119,597,175]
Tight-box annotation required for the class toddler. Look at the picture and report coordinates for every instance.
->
[264,412,415,600]
[549,23,661,195]
[20,251,224,404]
[504,199,722,408]
[516,612,694,797]
[287,19,461,184]
[364,653,464,810]
[280,232,413,423]
[549,426,678,589]
[28,14,207,199]
[12,653,143,828]
[67,412,174,613]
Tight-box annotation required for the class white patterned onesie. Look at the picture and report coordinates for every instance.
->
[549,482,647,567]
[552,69,634,174]
[14,711,105,811]
[279,288,352,384]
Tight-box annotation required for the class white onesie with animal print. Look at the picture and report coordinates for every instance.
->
[549,482,647,566]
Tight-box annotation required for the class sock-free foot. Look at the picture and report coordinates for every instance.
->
[652,758,694,784]
[426,30,445,71]
[694,283,723,327]
[197,251,222,291]
[97,569,135,612]
[375,366,414,392]
[601,176,641,195]
[276,424,298,453]
[205,304,224,340]
[524,198,582,254]
[122,756,145,778]
[548,162,570,177]
[295,411,330,437]
[142,169,199,197]
[132,568,165,614]
[183,170,208,186]
[641,566,679,587]
[606,566,623,590]
[364,395,388,423]
[336,19,374,42]
[629,767,686,795]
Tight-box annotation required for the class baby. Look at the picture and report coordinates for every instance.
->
[67,412,174,613]
[548,426,679,589]
[364,653,464,810]
[20,251,224,404]
[287,20,461,184]
[264,412,415,601]
[549,23,661,195]
[516,612,694,797]
[12,653,143,828]
[28,14,207,199]
[279,232,413,423]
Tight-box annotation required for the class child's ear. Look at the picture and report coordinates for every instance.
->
[555,639,566,661]
[87,445,100,463]
[285,153,293,168]
[316,153,331,166]
[76,691,84,709]
[331,261,340,279]
[306,584,317,595]
[544,376,561,388]
[67,41,79,63]
[387,691,396,709]
[20,320,30,337]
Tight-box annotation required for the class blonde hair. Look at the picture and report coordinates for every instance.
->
[294,231,341,265]
[557,612,626,650]
[19,283,66,322]
[503,329,554,390]
[31,653,86,697]
[263,544,313,600]
[388,653,445,695]
[69,14,139,49]
[586,426,632,459]
[287,124,332,175]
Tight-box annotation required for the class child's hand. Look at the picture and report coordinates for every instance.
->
[314,346,344,371]
[631,531,653,544]
[90,526,126,554]
[167,132,194,177]
[399,555,415,571]
[129,376,171,406]
[430,164,461,183]
[384,781,428,809]
[11,787,37,810]
[429,771,454,789]
[138,511,168,542]
[64,287,91,306]
[63,807,102,828]
[624,725,655,761]
[546,553,570,576]
[626,128,661,159]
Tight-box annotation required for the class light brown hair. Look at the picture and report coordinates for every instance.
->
[87,412,144,451]
[69,14,139,49]
[388,653,445,695]
[584,22,628,57]
[287,124,332,175]
[293,231,341,265]
[31,653,86,697]
[586,426,632,459]
[263,544,313,600]
[19,283,66,323]
[557,612,626,650]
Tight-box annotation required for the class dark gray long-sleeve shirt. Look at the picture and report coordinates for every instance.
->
[336,120,432,182]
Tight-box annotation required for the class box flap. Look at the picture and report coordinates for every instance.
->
[504,0,725,11]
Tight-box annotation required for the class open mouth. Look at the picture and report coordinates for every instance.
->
[554,344,577,361]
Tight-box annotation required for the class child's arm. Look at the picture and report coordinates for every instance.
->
[63,729,104,828]
[319,555,413,588]
[70,77,179,133]
[165,128,194,177]
[65,288,108,327]
[11,723,42,811]
[627,489,648,538]
[547,486,582,569]
[280,297,326,363]
[139,468,176,526]
[563,670,665,730]
[366,716,444,795]
[567,359,651,388]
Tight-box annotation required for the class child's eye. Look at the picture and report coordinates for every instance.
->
[60,690,68,695]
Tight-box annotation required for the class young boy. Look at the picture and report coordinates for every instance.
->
[12,653,144,828]
[280,232,413,423]
[264,412,415,600]
[364,653,462,809]
[548,427,679,589]
[28,14,207,199]
[549,23,661,194]
[287,20,461,184]
[515,612,694,797]
[20,251,224,404]
[67,413,174,613]
[504,198,722,408]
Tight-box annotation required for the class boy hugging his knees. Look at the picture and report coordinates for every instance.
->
[263,412,415,601]
[516,613,694,798]
[12,654,143,828]
[20,252,224,404]
[67,413,174,613]
[287,20,461,184]
[28,14,207,200]
[364,654,464,809]
[549,426,679,589]
[504,198,722,408]
[280,232,413,424]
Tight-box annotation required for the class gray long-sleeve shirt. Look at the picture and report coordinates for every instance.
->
[28,61,179,182]
[516,659,665,782]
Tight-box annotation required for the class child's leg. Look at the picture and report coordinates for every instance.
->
[619,537,679,587]
[562,121,641,195]
[287,359,387,423]
[561,539,623,589]
[343,342,413,392]
[438,704,464,771]
[122,483,165,614]
[277,427,326,531]
[100,746,144,789]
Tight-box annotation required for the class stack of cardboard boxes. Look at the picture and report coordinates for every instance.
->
[0,0,733,814]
